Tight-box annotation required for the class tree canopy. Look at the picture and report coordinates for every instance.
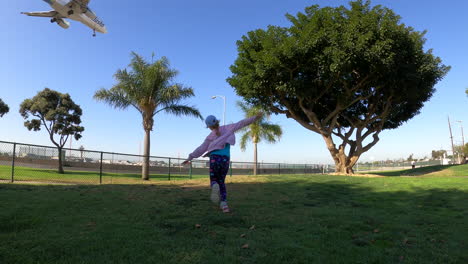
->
[19,88,84,173]
[227,0,450,173]
[0,98,9,117]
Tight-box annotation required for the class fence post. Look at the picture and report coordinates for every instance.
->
[189,161,192,179]
[99,152,103,184]
[278,163,281,175]
[168,158,171,180]
[230,161,233,177]
[11,143,16,183]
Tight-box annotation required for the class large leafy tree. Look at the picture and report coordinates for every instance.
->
[454,143,467,163]
[237,101,282,175]
[227,0,450,173]
[431,150,446,160]
[0,98,9,117]
[94,52,202,180]
[19,88,84,173]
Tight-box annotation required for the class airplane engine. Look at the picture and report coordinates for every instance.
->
[56,18,70,29]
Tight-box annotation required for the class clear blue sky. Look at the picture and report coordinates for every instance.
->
[0,0,466,164]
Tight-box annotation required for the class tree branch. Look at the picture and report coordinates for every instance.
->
[312,71,341,104]
[281,98,320,133]
[297,98,319,124]
[362,132,381,153]
[271,105,288,115]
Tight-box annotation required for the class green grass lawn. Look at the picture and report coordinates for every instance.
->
[1,166,467,263]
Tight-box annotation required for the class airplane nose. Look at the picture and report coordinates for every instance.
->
[97,27,107,34]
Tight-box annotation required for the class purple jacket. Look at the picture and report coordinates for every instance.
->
[187,116,260,160]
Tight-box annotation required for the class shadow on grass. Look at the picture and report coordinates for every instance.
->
[366,164,459,177]
[1,176,467,264]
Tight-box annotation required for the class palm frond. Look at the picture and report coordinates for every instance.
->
[94,87,133,110]
[259,123,283,143]
[239,132,251,151]
[159,85,195,106]
[130,52,150,79]
[147,60,176,99]
[113,68,145,103]
[158,104,203,120]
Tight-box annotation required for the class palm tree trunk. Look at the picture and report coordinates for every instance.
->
[253,142,258,176]
[142,129,150,180]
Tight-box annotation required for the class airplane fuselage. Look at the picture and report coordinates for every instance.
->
[44,0,106,33]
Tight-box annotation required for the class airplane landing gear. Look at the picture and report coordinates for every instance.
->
[50,18,57,23]
[93,29,96,37]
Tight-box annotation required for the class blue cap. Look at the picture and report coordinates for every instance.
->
[205,115,219,127]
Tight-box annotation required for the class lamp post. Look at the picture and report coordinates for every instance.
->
[211,95,226,125]
[448,116,456,164]
[456,120,465,163]
[456,121,465,146]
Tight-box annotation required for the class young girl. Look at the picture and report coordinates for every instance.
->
[182,113,262,213]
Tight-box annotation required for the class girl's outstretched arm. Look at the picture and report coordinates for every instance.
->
[184,137,211,163]
[224,112,263,132]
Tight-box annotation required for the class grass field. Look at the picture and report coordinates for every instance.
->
[1,165,467,263]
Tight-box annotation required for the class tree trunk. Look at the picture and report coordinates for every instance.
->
[322,135,359,174]
[58,147,64,174]
[142,129,150,180]
[334,158,356,174]
[253,142,258,176]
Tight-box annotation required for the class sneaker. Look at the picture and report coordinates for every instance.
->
[220,201,230,213]
[210,183,220,204]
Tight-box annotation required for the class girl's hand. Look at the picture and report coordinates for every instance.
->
[181,160,191,166]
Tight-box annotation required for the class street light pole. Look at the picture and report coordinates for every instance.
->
[456,121,465,146]
[448,116,456,163]
[456,121,465,163]
[211,95,226,125]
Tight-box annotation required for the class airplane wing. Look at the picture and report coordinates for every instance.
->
[21,11,58,17]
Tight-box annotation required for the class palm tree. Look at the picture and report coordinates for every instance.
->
[94,52,202,180]
[237,101,283,175]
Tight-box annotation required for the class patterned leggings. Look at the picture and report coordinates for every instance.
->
[209,154,230,202]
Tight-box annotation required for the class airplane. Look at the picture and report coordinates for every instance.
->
[21,0,107,36]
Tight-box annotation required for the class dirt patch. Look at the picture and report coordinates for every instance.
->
[329,173,385,178]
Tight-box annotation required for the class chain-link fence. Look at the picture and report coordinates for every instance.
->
[354,159,443,172]
[0,140,447,184]
[0,141,337,184]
